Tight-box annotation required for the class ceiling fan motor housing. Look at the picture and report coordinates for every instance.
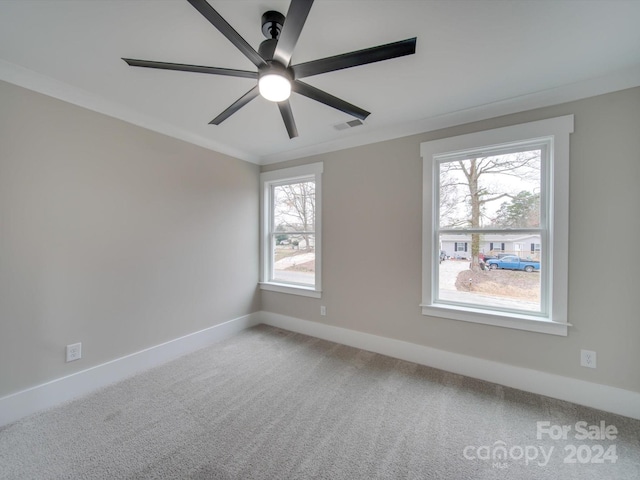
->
[261,11,285,40]
[258,38,278,60]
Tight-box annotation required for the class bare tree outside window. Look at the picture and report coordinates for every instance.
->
[274,181,315,248]
[261,162,323,296]
[439,150,540,272]
[272,181,316,285]
[422,116,573,334]
[437,149,543,312]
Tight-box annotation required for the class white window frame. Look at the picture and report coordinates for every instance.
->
[420,116,573,336]
[260,162,323,298]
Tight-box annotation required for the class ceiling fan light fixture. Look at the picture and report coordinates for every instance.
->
[258,62,292,102]
[259,73,291,102]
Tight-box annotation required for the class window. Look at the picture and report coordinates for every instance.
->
[260,163,322,297]
[489,242,505,252]
[421,116,573,335]
[455,242,467,252]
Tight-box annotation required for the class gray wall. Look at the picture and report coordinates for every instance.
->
[0,81,260,397]
[2,78,638,401]
[262,86,640,393]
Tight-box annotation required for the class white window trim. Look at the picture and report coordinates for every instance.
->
[420,116,573,336]
[260,162,323,298]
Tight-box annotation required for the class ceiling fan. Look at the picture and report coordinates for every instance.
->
[123,0,417,139]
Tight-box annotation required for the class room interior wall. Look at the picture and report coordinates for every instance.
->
[0,80,260,398]
[2,77,637,409]
[261,86,640,394]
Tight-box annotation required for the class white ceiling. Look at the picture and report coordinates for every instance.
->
[1,0,639,165]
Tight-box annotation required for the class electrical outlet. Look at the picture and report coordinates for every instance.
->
[580,349,596,368]
[66,343,82,362]
[320,305,326,316]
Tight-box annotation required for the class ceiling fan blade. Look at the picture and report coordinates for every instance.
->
[293,81,370,120]
[122,58,257,79]
[292,37,416,78]
[186,0,266,68]
[277,100,299,139]
[209,86,260,125]
[273,0,314,66]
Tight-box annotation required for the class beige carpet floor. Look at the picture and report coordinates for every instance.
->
[1,324,639,479]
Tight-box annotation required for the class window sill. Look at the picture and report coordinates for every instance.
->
[260,282,322,298]
[420,303,569,336]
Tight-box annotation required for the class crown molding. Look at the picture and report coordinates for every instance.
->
[2,58,638,166]
[258,64,640,165]
[0,59,260,164]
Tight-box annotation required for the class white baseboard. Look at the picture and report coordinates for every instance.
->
[0,312,261,427]
[260,311,640,420]
[4,310,638,427]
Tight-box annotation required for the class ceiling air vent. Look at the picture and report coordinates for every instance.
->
[333,119,364,131]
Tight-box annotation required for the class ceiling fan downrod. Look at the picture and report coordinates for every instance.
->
[259,11,285,61]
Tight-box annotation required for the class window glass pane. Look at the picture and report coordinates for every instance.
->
[273,181,315,233]
[439,150,541,229]
[438,233,542,313]
[273,233,315,285]
[422,116,572,333]
[261,162,322,295]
